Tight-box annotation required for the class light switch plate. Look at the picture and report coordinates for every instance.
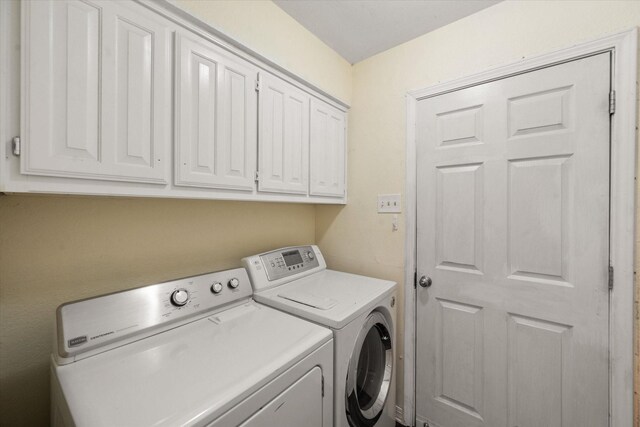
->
[378,194,401,213]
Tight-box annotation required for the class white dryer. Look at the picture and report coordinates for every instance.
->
[243,245,397,427]
[51,267,334,427]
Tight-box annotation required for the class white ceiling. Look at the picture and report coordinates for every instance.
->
[273,0,502,64]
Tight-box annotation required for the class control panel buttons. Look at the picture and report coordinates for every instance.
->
[259,246,320,281]
[211,282,223,294]
[228,278,240,289]
[170,289,189,307]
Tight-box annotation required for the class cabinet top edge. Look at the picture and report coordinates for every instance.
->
[138,0,351,112]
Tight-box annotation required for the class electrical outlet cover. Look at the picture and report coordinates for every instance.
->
[378,194,401,213]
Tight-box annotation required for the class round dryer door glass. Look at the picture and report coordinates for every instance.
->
[346,311,393,427]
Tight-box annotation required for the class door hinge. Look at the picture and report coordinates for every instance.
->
[608,265,614,290]
[321,375,325,397]
[609,90,616,115]
[255,74,262,92]
[12,136,20,156]
[254,170,259,183]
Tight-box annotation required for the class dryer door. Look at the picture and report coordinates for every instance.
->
[345,311,393,427]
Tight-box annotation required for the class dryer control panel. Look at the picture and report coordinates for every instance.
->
[261,246,320,280]
[243,245,327,291]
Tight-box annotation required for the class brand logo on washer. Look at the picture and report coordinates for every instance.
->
[68,335,87,347]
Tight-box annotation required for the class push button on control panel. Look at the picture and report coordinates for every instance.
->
[210,282,223,294]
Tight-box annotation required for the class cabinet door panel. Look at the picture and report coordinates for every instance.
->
[258,73,309,195]
[102,2,170,182]
[22,0,170,183]
[221,64,257,185]
[22,0,102,175]
[310,99,346,197]
[116,19,153,167]
[175,33,257,190]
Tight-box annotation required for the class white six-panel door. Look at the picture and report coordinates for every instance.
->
[415,53,611,427]
[175,32,258,190]
[310,99,346,197]
[22,0,171,183]
[258,73,310,195]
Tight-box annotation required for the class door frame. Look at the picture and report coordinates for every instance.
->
[403,28,637,427]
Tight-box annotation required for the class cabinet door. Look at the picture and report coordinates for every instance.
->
[101,1,171,183]
[258,73,309,195]
[309,99,346,197]
[175,32,257,190]
[21,0,170,183]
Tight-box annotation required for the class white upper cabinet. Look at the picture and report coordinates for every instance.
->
[21,0,171,183]
[309,99,346,197]
[9,1,347,203]
[258,72,310,195]
[175,32,258,190]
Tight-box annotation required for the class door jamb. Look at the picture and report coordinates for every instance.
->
[403,28,637,427]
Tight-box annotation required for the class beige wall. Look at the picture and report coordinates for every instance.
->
[0,1,351,426]
[315,0,640,421]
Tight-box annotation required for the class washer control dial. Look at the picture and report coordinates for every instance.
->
[228,278,240,289]
[211,282,223,294]
[170,289,189,306]
[307,251,315,260]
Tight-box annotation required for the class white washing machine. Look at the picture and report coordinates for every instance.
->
[243,245,397,427]
[50,267,334,427]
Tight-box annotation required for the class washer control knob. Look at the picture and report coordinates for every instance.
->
[228,278,240,289]
[170,289,189,306]
[211,282,223,294]
[307,251,315,260]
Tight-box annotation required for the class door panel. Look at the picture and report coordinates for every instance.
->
[508,156,571,283]
[114,16,154,169]
[62,1,101,159]
[102,1,170,182]
[310,99,346,197]
[175,32,258,190]
[23,0,102,173]
[436,104,484,148]
[258,73,309,194]
[435,299,484,420]
[435,163,484,273]
[415,53,611,427]
[506,314,570,427]
[222,64,255,183]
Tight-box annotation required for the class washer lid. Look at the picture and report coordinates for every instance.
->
[52,302,331,427]
[254,270,396,329]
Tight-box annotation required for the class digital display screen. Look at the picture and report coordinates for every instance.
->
[282,250,303,266]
